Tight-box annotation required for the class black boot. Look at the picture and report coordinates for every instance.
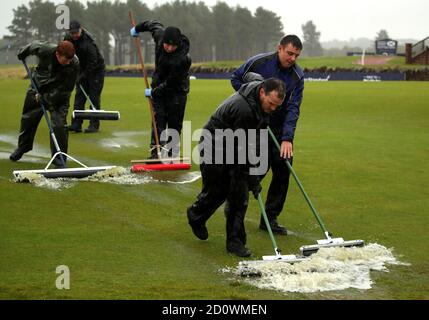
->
[227,243,252,257]
[187,207,208,240]
[9,147,28,162]
[84,125,99,133]
[188,220,208,240]
[68,125,82,133]
[68,119,82,133]
[85,120,99,133]
[259,218,288,235]
[52,157,67,168]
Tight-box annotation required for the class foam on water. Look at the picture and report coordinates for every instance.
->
[85,166,153,185]
[85,169,201,185]
[223,243,409,293]
[14,172,76,190]
[13,166,201,190]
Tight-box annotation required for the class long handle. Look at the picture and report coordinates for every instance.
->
[129,11,161,156]
[267,126,331,239]
[257,193,282,256]
[78,84,96,111]
[22,60,65,166]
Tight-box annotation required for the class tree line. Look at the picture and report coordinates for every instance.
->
[4,0,285,64]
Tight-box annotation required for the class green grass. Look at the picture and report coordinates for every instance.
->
[0,78,428,299]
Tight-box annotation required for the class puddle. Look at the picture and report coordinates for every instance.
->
[98,131,148,150]
[0,151,49,164]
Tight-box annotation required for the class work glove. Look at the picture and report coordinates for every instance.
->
[151,87,161,98]
[130,27,139,38]
[248,174,262,199]
[145,88,152,97]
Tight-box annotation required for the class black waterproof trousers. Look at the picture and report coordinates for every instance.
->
[261,139,293,222]
[70,70,105,130]
[150,94,187,157]
[187,164,249,249]
[17,88,69,164]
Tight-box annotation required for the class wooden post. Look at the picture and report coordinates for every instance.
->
[405,43,412,64]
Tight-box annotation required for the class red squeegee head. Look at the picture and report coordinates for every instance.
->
[131,163,191,173]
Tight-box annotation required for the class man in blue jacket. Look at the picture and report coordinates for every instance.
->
[231,35,304,235]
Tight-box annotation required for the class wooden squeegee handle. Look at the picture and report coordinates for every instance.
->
[129,11,161,151]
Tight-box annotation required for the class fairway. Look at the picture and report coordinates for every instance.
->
[0,78,428,299]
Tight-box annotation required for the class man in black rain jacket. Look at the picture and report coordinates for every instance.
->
[131,20,191,158]
[187,73,286,257]
[65,20,106,133]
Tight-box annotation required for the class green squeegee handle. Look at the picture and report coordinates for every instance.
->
[256,193,281,255]
[267,126,330,236]
[78,84,97,111]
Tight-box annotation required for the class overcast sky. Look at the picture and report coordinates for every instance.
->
[1,0,428,41]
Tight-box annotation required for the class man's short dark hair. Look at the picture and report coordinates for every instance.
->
[261,78,286,100]
[280,35,303,50]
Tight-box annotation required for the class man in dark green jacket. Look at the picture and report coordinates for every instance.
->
[9,40,79,167]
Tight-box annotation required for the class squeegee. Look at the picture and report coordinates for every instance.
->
[245,192,308,264]
[267,126,364,256]
[129,11,191,173]
[13,60,117,180]
[72,84,120,121]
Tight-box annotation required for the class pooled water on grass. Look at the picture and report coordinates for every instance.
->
[0,133,19,146]
[99,131,148,150]
[1,151,52,164]
[13,166,201,190]
[147,171,201,184]
[223,243,409,293]
[0,133,51,162]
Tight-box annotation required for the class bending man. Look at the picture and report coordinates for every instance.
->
[10,41,78,166]
[187,73,286,257]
